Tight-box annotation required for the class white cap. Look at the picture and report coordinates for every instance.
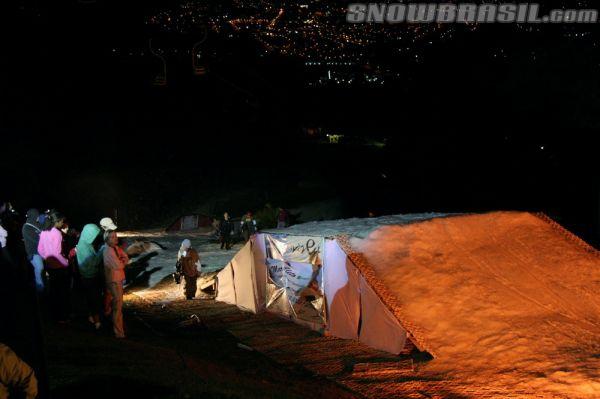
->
[181,239,191,250]
[100,217,118,231]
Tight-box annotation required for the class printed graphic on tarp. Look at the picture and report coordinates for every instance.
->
[266,235,323,265]
[265,259,316,303]
[264,235,326,325]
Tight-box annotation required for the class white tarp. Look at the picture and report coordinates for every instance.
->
[215,263,236,305]
[264,234,326,325]
[358,275,407,354]
[265,234,324,265]
[215,241,258,312]
[252,234,267,309]
[265,259,316,304]
[231,241,258,312]
[216,232,409,354]
[323,239,360,340]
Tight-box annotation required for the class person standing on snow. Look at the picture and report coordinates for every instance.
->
[98,217,121,318]
[22,209,44,293]
[219,212,233,250]
[240,211,257,243]
[37,212,71,322]
[99,217,117,233]
[277,208,289,229]
[103,230,128,338]
[178,239,201,300]
[76,224,104,330]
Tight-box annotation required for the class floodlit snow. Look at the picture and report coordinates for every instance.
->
[351,211,600,398]
[119,229,241,297]
[264,212,451,238]
[121,212,600,397]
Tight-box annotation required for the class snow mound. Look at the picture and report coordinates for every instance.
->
[263,212,451,238]
[352,211,600,398]
[126,241,164,257]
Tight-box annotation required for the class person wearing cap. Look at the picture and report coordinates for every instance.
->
[99,217,117,232]
[177,239,201,300]
[99,217,118,316]
[102,230,128,338]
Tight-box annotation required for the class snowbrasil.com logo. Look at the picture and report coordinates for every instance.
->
[347,3,599,23]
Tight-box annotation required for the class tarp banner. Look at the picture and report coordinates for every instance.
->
[264,235,326,325]
[265,235,323,265]
[266,259,316,304]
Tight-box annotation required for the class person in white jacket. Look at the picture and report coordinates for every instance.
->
[102,231,129,338]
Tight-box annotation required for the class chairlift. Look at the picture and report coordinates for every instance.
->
[192,30,209,76]
[153,76,167,87]
[149,39,168,87]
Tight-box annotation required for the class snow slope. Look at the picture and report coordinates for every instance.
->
[119,230,242,295]
[352,211,600,398]
[263,212,450,238]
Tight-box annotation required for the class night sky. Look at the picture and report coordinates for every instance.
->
[3,0,599,244]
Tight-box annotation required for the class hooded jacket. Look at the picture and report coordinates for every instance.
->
[38,227,68,269]
[21,209,41,259]
[178,240,200,278]
[76,224,102,279]
[179,249,200,278]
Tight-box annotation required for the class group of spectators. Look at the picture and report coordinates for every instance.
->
[0,203,291,398]
[0,200,132,397]
[4,205,129,338]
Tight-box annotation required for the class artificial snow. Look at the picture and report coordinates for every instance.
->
[121,211,600,397]
[263,212,451,239]
[120,229,241,296]
[351,211,600,398]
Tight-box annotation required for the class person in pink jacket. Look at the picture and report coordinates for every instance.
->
[102,230,129,338]
[37,211,71,322]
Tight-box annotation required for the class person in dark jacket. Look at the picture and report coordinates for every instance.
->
[39,210,52,231]
[240,211,257,243]
[22,209,44,292]
[219,212,233,250]
[277,208,289,229]
[1,211,48,398]
[178,239,200,300]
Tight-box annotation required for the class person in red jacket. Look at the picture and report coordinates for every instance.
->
[178,239,201,300]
